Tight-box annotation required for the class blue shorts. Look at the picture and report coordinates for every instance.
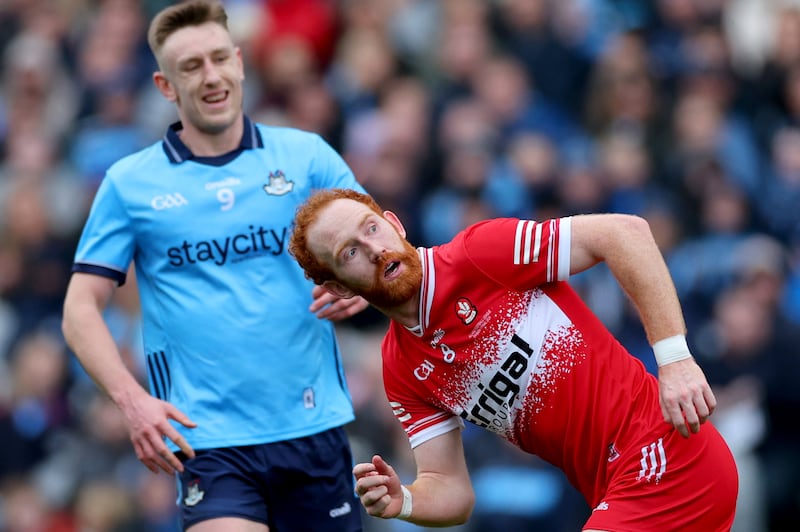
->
[175,426,362,531]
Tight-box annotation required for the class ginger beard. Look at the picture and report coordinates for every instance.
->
[357,238,422,309]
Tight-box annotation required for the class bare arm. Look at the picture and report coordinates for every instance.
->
[309,284,370,321]
[353,428,475,526]
[62,272,195,473]
[569,214,716,436]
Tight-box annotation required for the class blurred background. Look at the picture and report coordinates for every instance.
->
[0,0,799,530]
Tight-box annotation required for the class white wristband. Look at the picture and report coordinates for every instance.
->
[397,485,413,520]
[652,334,692,367]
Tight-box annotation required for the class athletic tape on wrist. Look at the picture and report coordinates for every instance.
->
[652,334,691,367]
[397,485,413,520]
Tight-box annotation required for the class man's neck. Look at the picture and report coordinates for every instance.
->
[178,115,244,157]
[379,296,421,330]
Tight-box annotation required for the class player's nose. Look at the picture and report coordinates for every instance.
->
[365,242,387,263]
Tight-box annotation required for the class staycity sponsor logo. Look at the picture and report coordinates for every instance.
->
[460,334,534,430]
[166,225,288,267]
[151,193,189,210]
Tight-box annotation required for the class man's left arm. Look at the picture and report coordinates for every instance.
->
[568,213,716,437]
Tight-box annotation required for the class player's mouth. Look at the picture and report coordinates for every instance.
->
[384,260,401,280]
[203,91,228,106]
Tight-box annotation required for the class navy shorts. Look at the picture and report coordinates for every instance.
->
[175,426,362,531]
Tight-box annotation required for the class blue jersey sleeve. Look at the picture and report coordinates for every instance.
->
[310,134,366,192]
[72,174,136,283]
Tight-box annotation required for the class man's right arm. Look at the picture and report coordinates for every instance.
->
[62,272,195,473]
[568,213,716,437]
[62,273,145,406]
[353,428,475,526]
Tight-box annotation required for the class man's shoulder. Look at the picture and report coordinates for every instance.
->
[105,141,168,178]
[252,123,322,145]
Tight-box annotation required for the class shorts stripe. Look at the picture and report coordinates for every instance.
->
[637,437,666,483]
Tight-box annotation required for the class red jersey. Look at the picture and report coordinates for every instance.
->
[382,217,668,506]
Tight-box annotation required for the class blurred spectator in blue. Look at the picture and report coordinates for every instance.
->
[755,125,800,244]
[665,83,761,224]
[419,97,499,246]
[484,131,561,219]
[691,281,771,532]
[327,26,399,121]
[595,127,657,215]
[0,331,71,481]
[0,30,79,146]
[668,173,754,321]
[72,0,152,118]
[470,54,587,155]
[68,85,152,190]
[744,5,800,151]
[664,45,763,201]
[0,181,76,342]
[426,2,492,132]
[0,128,87,239]
[490,0,592,120]
[646,0,710,87]
[583,30,670,174]
[692,234,800,532]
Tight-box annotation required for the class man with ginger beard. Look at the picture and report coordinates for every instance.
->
[289,188,738,531]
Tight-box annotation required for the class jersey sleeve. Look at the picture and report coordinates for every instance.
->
[310,134,366,193]
[71,175,135,284]
[382,335,464,449]
[460,217,572,291]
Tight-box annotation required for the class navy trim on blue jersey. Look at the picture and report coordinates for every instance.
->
[161,115,264,166]
[147,351,172,400]
[71,263,127,286]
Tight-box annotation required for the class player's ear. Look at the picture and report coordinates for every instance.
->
[322,280,356,299]
[153,71,177,102]
[383,210,407,238]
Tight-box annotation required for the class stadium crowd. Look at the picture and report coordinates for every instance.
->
[0,0,799,531]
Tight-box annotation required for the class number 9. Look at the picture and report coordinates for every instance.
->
[217,187,235,211]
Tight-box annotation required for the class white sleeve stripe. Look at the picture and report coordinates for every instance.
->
[423,248,435,330]
[406,411,451,433]
[513,220,525,265]
[408,416,464,449]
[527,221,538,264]
[558,217,572,280]
[546,219,555,281]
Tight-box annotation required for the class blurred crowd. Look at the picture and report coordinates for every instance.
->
[1,0,799,531]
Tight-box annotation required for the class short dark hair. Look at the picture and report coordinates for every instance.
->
[147,0,229,60]
[289,189,383,285]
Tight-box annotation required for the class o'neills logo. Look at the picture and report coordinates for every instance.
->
[455,297,477,325]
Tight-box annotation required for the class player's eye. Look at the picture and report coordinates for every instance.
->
[367,223,377,234]
[345,247,357,259]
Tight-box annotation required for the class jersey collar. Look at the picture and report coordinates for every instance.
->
[162,115,264,165]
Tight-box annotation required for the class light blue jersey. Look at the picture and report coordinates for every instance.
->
[73,117,364,450]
